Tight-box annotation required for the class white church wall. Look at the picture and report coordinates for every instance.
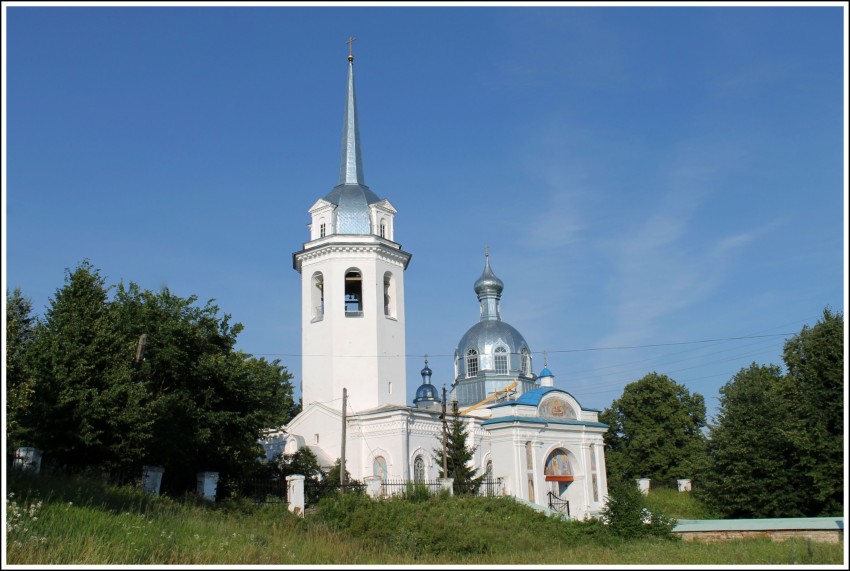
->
[284,404,343,469]
[299,242,408,413]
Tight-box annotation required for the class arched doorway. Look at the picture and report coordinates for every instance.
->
[544,448,573,516]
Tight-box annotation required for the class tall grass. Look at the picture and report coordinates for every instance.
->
[5,470,844,565]
[643,486,720,520]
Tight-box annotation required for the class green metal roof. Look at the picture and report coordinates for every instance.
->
[674,517,844,532]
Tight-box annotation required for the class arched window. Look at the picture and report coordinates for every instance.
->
[413,455,425,482]
[319,222,326,238]
[520,348,530,376]
[494,346,508,374]
[383,272,396,317]
[544,448,573,480]
[345,269,363,316]
[466,348,479,377]
[379,221,386,238]
[373,456,388,481]
[311,272,324,321]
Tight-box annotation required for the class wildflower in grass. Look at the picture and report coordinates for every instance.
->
[6,492,44,547]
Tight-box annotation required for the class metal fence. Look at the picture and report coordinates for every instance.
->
[478,478,503,497]
[547,491,570,516]
[378,478,505,498]
[224,476,288,504]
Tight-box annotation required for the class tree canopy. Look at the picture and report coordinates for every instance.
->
[600,372,708,485]
[9,261,295,490]
[697,363,804,517]
[6,288,37,449]
[698,309,844,517]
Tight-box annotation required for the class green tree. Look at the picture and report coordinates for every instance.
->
[698,310,844,518]
[601,480,678,539]
[18,261,295,489]
[600,372,708,486]
[24,261,150,471]
[6,288,38,449]
[434,402,482,494]
[109,281,295,487]
[697,363,805,518]
[781,308,843,516]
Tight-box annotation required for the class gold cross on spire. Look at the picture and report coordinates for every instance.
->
[543,350,549,367]
[485,244,489,258]
[346,36,356,61]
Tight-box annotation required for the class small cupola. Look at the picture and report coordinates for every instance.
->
[539,351,554,387]
[474,252,504,321]
[414,356,440,410]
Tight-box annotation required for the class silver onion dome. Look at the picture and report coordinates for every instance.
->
[452,254,536,407]
[456,320,531,376]
[474,255,504,298]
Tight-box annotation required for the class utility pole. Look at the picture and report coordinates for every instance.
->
[441,385,448,478]
[341,387,347,490]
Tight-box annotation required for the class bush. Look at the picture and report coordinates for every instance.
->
[601,481,678,540]
[402,482,433,503]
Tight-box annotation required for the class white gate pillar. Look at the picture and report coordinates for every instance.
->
[286,475,305,516]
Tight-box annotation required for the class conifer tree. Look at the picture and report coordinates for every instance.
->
[434,402,482,494]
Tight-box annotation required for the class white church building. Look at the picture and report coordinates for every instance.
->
[265,50,609,519]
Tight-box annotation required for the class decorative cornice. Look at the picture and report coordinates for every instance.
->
[294,240,412,271]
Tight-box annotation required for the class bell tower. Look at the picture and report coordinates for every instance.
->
[293,46,411,413]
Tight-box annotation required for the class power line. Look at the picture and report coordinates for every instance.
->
[247,332,795,359]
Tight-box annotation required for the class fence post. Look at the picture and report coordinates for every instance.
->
[13,447,43,474]
[286,474,305,516]
[438,477,454,496]
[142,466,165,494]
[196,471,219,502]
[364,475,383,499]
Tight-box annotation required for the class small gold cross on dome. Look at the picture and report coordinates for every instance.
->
[346,36,356,61]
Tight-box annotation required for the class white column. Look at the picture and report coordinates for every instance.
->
[287,475,305,516]
[364,475,383,499]
[13,447,43,474]
[438,477,454,496]
[142,466,165,495]
[196,471,219,502]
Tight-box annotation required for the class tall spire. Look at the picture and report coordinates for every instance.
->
[339,37,365,186]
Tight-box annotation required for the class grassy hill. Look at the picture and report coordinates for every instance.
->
[5,470,843,565]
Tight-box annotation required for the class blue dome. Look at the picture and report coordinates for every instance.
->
[538,367,554,378]
[414,383,439,402]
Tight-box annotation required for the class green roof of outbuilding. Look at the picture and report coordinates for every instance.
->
[673,517,844,532]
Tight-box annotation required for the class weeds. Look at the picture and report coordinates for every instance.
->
[5,470,844,565]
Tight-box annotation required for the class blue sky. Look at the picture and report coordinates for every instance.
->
[4,3,847,422]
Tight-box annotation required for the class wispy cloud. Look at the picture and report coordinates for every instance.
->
[597,149,763,350]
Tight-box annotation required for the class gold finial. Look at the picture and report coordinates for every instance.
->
[543,350,549,367]
[424,353,429,366]
[485,244,489,258]
[346,36,356,62]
